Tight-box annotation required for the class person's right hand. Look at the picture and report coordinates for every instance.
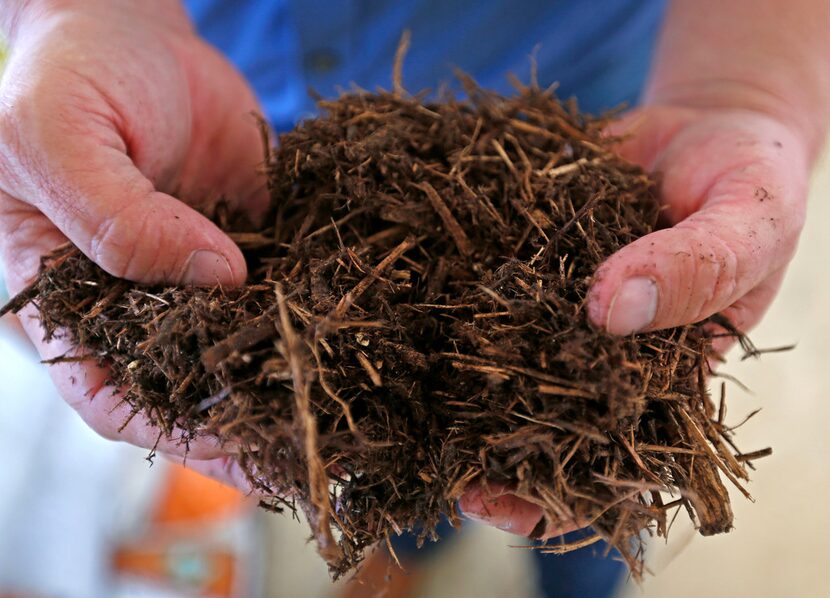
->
[0,0,267,487]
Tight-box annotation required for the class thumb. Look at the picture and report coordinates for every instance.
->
[587,160,805,334]
[0,124,246,286]
[591,109,808,334]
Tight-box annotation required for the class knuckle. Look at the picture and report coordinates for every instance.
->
[667,225,741,323]
[0,210,38,260]
[705,232,740,307]
[0,91,79,223]
[88,214,121,272]
[88,203,155,280]
[0,106,29,190]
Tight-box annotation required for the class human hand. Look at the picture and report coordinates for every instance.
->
[588,105,808,345]
[0,0,267,485]
[459,104,811,538]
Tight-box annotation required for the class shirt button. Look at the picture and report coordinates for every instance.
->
[304,49,341,75]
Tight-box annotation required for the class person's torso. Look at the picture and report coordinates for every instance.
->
[184,0,668,131]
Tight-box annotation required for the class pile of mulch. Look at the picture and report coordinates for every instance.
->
[2,55,770,579]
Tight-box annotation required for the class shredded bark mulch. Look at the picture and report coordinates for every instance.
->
[1,53,770,578]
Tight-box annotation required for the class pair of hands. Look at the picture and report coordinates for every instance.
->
[0,2,809,539]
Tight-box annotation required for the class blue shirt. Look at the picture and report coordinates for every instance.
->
[184,1,667,131]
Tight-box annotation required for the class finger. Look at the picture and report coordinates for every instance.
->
[178,110,271,225]
[604,106,695,173]
[459,485,583,539]
[459,484,542,536]
[588,177,801,334]
[16,304,228,459]
[16,301,227,459]
[0,89,246,286]
[709,267,786,357]
[1,196,225,459]
[588,129,807,334]
[175,44,271,222]
[167,454,254,494]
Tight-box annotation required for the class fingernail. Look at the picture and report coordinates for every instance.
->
[495,519,521,533]
[606,277,658,335]
[462,510,487,524]
[182,250,234,285]
[457,494,494,525]
[461,509,507,530]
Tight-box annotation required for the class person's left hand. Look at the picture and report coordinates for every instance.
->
[459,103,810,538]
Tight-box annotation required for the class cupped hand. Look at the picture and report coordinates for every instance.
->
[0,1,267,481]
[588,104,808,344]
[460,104,811,537]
